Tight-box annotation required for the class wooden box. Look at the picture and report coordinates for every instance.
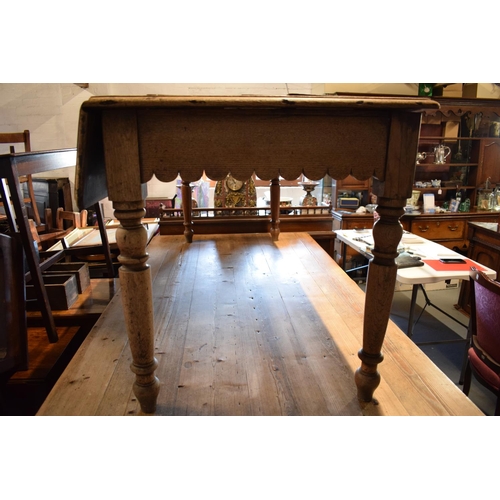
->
[462,83,500,99]
[43,262,90,294]
[26,274,78,310]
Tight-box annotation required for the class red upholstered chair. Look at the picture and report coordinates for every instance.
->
[462,269,500,415]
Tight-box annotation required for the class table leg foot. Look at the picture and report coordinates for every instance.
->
[355,349,384,402]
[131,359,160,414]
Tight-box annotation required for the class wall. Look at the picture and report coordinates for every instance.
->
[0,83,93,210]
[0,83,318,213]
[0,83,92,152]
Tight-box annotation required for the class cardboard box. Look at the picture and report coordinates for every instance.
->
[462,83,500,99]
[433,83,463,97]
[324,83,419,96]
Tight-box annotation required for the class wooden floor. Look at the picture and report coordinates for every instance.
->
[37,232,483,416]
[1,279,119,415]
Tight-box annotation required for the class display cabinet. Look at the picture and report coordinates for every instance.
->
[415,124,479,207]
[415,98,500,210]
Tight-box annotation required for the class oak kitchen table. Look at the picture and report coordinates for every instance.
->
[74,94,440,414]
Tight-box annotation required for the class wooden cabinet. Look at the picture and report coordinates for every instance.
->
[335,175,370,191]
[417,98,500,211]
[475,138,500,187]
[332,210,500,267]
[404,212,499,252]
[415,130,479,208]
[458,221,500,314]
[408,217,466,245]
[332,211,374,267]
[332,176,371,209]
[405,215,468,251]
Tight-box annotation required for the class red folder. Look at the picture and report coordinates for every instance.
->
[422,259,486,272]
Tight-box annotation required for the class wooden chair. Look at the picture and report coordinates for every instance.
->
[66,202,116,278]
[29,207,88,251]
[0,233,28,380]
[0,130,43,228]
[462,269,500,415]
[54,207,88,231]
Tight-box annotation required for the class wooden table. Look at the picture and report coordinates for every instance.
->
[75,95,440,414]
[37,233,482,416]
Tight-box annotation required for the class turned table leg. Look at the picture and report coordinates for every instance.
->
[270,177,280,241]
[181,180,193,243]
[355,201,404,402]
[113,201,160,414]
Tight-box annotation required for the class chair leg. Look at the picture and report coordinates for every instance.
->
[462,358,472,396]
[459,319,472,385]
[459,346,469,385]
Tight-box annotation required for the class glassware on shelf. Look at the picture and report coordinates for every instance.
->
[489,190,496,210]
[477,189,493,211]
[459,198,471,212]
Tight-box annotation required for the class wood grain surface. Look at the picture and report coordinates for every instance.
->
[38,233,483,416]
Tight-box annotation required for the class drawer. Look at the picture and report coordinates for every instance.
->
[343,219,374,230]
[410,219,466,240]
[336,175,370,190]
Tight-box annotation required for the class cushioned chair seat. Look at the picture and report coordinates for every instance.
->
[462,269,500,415]
[468,348,500,392]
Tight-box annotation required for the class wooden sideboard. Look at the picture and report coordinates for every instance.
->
[332,209,500,268]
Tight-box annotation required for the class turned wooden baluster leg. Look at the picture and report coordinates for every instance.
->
[181,180,193,243]
[355,201,404,402]
[113,201,160,414]
[270,177,280,241]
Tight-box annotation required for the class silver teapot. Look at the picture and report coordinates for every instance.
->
[434,144,451,164]
[416,152,427,164]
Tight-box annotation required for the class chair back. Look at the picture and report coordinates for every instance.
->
[0,130,43,227]
[0,130,31,153]
[470,270,500,366]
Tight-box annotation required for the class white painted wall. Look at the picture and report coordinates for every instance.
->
[0,83,318,213]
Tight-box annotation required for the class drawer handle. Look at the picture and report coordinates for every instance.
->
[448,225,459,232]
[418,225,429,232]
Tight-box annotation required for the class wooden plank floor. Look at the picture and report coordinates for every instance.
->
[37,232,483,416]
[2,279,120,415]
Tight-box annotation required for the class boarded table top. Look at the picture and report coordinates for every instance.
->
[37,232,481,416]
